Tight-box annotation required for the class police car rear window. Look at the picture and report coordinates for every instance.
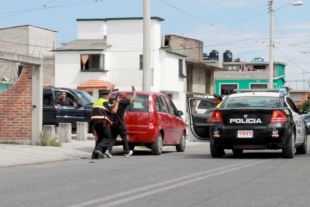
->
[223,96,280,108]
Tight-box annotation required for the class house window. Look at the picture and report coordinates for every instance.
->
[139,55,143,70]
[221,84,237,95]
[290,93,302,102]
[250,84,268,89]
[179,59,183,76]
[80,54,105,70]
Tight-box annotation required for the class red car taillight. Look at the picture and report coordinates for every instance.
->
[210,111,223,124]
[270,110,287,124]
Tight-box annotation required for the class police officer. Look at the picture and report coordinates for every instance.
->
[213,94,223,108]
[108,86,136,157]
[91,89,120,159]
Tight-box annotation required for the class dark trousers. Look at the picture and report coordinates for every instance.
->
[108,123,130,154]
[91,120,112,158]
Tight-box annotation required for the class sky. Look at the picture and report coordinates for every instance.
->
[0,0,309,90]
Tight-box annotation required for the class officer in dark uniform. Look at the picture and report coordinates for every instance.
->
[91,89,120,159]
[107,86,136,157]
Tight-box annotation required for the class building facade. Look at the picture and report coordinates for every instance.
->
[0,25,57,91]
[214,61,286,95]
[54,17,187,117]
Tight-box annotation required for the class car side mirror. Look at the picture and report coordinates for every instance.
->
[77,101,82,108]
[177,110,183,116]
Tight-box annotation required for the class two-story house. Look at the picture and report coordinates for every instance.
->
[54,17,187,116]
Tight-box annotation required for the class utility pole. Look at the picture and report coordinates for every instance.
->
[268,0,274,89]
[143,0,151,91]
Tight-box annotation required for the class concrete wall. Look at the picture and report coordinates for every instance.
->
[168,36,203,62]
[0,65,32,144]
[77,20,107,39]
[28,26,56,57]
[43,53,55,86]
[0,25,56,82]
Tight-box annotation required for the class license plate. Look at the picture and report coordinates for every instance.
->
[237,130,253,138]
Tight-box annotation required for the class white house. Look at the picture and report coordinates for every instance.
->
[54,17,187,118]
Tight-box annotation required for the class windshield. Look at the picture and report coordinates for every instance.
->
[74,90,96,104]
[222,96,281,108]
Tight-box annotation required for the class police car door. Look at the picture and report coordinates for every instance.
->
[187,97,213,141]
[285,97,305,144]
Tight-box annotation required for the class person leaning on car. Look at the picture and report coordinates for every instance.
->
[56,91,77,107]
[213,94,223,108]
[107,86,136,157]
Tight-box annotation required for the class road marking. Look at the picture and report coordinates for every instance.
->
[69,160,267,207]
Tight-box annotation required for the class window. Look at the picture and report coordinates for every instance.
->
[159,96,168,113]
[290,93,302,101]
[165,97,177,116]
[125,94,148,112]
[139,55,143,70]
[221,84,237,95]
[43,93,54,106]
[179,59,183,76]
[223,96,280,108]
[155,97,161,111]
[80,54,105,70]
[250,84,268,89]
[286,97,298,112]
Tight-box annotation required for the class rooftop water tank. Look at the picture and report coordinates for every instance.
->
[223,50,233,62]
[209,50,219,61]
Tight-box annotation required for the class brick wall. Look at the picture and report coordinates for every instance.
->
[0,65,32,144]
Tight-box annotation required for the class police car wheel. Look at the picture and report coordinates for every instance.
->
[210,139,224,158]
[282,133,295,158]
[296,130,307,154]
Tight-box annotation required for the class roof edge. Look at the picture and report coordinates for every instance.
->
[76,17,164,22]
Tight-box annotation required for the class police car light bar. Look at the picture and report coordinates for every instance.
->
[233,88,287,96]
[233,89,279,93]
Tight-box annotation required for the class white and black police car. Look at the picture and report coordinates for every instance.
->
[188,89,307,158]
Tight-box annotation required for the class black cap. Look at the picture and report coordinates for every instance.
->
[214,94,223,101]
[109,97,115,104]
[100,90,111,95]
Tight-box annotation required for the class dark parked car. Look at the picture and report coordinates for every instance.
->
[43,87,95,129]
[188,90,307,158]
[301,114,310,134]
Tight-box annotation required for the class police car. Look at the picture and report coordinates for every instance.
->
[188,89,307,158]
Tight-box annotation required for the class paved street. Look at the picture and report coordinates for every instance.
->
[1,139,310,207]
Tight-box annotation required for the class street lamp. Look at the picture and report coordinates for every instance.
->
[268,0,303,89]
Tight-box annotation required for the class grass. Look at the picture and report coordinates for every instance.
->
[40,128,62,147]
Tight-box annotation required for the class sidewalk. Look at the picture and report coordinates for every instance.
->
[0,139,202,168]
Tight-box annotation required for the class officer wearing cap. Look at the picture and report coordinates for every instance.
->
[213,94,223,108]
[91,88,120,159]
[108,86,136,157]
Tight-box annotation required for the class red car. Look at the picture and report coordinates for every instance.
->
[112,91,186,155]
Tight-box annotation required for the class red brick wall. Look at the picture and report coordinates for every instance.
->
[0,65,32,143]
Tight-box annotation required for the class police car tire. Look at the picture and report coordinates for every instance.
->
[210,139,224,158]
[232,149,243,155]
[176,132,186,152]
[282,133,295,158]
[151,133,163,155]
[296,130,307,154]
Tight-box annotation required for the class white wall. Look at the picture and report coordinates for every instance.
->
[55,52,106,88]
[77,20,107,39]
